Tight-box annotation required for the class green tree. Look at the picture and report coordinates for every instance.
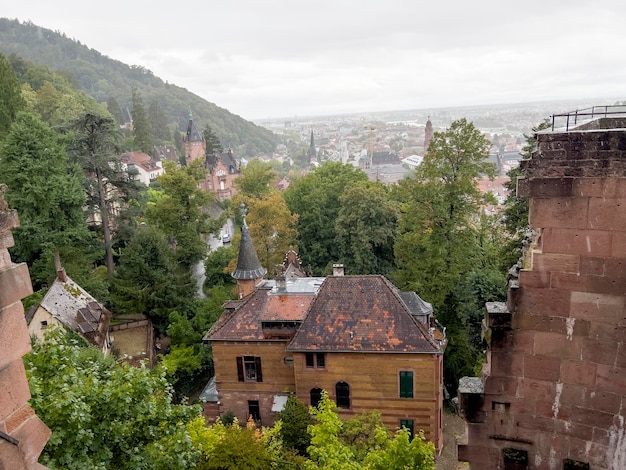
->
[69,112,144,278]
[149,98,171,143]
[131,87,152,153]
[203,124,223,156]
[235,159,275,199]
[146,159,220,269]
[392,118,496,308]
[25,328,201,469]
[0,112,89,279]
[0,52,25,135]
[111,226,196,334]
[106,95,125,125]
[246,190,299,272]
[285,162,368,274]
[278,396,313,456]
[204,245,237,289]
[335,182,398,275]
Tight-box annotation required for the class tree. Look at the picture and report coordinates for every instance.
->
[0,112,89,280]
[335,182,398,275]
[202,124,223,156]
[131,87,152,153]
[278,396,313,455]
[245,190,298,272]
[146,159,220,269]
[69,112,144,278]
[149,98,171,143]
[284,162,368,274]
[0,52,25,134]
[25,328,201,469]
[234,159,275,200]
[110,226,196,334]
[106,95,125,125]
[392,118,496,308]
[204,245,237,289]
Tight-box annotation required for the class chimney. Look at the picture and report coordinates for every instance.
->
[332,264,344,276]
[276,274,287,292]
[54,251,67,282]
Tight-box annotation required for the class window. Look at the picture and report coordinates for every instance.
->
[502,448,528,470]
[336,382,350,409]
[305,352,326,368]
[40,320,48,330]
[310,387,323,407]
[400,419,414,440]
[248,400,260,422]
[563,460,590,470]
[237,356,263,382]
[399,371,414,398]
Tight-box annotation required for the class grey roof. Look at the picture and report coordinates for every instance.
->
[199,376,218,402]
[398,292,433,317]
[39,274,111,348]
[185,118,203,142]
[232,224,267,280]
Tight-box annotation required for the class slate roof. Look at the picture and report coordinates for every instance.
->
[206,149,240,174]
[231,224,267,280]
[38,274,111,349]
[287,275,441,354]
[204,285,317,341]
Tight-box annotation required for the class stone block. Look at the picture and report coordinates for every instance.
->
[587,274,626,296]
[490,351,524,378]
[515,288,572,319]
[0,302,32,371]
[541,228,612,257]
[0,439,28,470]
[560,360,597,387]
[582,337,619,366]
[550,272,589,292]
[457,445,501,466]
[570,291,624,323]
[533,332,582,360]
[584,389,623,415]
[514,312,567,335]
[511,329,535,354]
[516,414,555,433]
[559,382,586,405]
[588,197,626,231]
[555,419,594,441]
[0,360,31,418]
[11,412,51,468]
[532,253,580,274]
[572,178,616,198]
[571,405,616,429]
[518,270,550,289]
[523,354,561,382]
[529,197,589,230]
[595,364,626,395]
[0,262,32,307]
[527,178,573,197]
[483,376,519,396]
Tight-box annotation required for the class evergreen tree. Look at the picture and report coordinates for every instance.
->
[149,98,171,143]
[106,96,125,125]
[278,396,313,456]
[0,112,89,277]
[0,52,25,135]
[202,124,223,156]
[131,87,152,153]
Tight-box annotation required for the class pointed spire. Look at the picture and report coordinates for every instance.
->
[232,204,267,281]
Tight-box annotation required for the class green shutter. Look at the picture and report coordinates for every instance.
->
[399,371,414,398]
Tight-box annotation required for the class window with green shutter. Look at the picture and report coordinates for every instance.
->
[399,371,414,398]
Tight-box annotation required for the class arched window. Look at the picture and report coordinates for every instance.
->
[336,382,350,409]
[310,387,323,407]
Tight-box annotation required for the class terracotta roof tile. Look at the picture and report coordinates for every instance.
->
[287,276,440,353]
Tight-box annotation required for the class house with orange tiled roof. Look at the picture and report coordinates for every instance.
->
[120,151,163,186]
[203,217,446,450]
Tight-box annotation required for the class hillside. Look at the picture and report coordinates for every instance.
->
[0,18,277,156]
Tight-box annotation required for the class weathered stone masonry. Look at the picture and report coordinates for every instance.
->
[0,186,50,469]
[458,118,626,469]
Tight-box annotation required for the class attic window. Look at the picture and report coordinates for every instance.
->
[40,321,48,330]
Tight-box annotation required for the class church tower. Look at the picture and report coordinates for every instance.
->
[183,110,205,166]
[424,117,433,154]
[307,130,317,163]
[231,207,267,298]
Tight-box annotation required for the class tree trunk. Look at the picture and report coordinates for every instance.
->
[97,168,114,278]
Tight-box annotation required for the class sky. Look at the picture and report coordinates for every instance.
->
[4,1,626,121]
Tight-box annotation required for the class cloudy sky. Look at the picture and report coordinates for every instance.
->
[4,1,625,120]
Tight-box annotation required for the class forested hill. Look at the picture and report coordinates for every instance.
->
[0,18,277,156]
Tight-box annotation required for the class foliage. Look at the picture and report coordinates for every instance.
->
[146,159,220,269]
[284,162,368,274]
[203,124,223,156]
[235,159,276,199]
[0,111,90,279]
[110,226,196,334]
[0,18,278,157]
[204,245,237,289]
[0,52,24,134]
[335,182,398,275]
[25,328,201,469]
[149,98,171,143]
[392,118,495,309]
[245,190,299,272]
[278,395,313,455]
[131,88,153,153]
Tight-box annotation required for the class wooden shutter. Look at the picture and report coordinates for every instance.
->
[236,356,244,382]
[399,371,414,398]
[255,356,263,382]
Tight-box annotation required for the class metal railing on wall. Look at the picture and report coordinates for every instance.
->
[551,104,626,131]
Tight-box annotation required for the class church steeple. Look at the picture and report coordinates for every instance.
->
[232,205,267,298]
[424,117,433,154]
[307,130,317,163]
[183,109,205,165]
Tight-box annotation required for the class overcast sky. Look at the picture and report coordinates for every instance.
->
[4,1,625,120]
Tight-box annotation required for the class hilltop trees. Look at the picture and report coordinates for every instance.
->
[0,52,24,134]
